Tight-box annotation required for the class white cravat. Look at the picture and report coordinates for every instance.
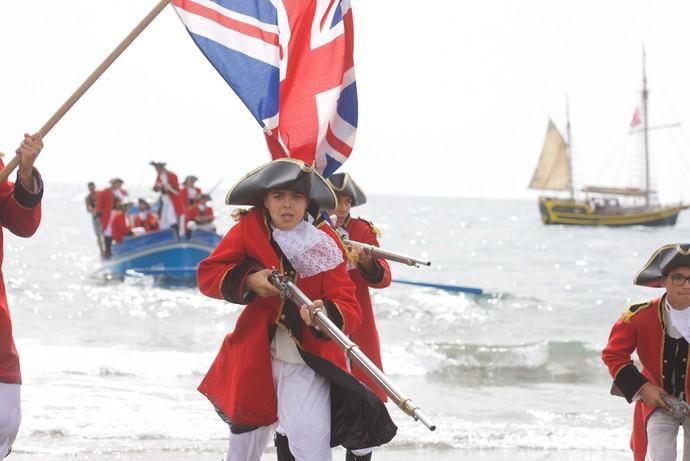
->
[272,220,342,278]
[666,299,690,342]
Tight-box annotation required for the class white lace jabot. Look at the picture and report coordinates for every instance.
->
[666,299,690,343]
[272,221,343,278]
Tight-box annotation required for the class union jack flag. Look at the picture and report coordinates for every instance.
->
[172,0,358,177]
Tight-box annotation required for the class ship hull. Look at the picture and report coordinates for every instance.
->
[100,228,221,284]
[538,198,681,227]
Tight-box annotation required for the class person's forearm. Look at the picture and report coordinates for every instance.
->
[19,168,35,192]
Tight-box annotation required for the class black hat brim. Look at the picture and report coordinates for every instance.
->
[328,173,367,207]
[634,243,690,287]
[226,158,337,210]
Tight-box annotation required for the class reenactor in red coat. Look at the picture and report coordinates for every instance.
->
[132,198,159,232]
[95,178,126,232]
[179,175,201,210]
[327,173,392,461]
[110,201,133,243]
[602,243,690,461]
[0,133,44,458]
[197,159,395,461]
[186,193,215,232]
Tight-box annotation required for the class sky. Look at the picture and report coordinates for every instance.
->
[2,0,690,201]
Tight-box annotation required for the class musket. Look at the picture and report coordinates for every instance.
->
[269,270,437,431]
[343,239,431,267]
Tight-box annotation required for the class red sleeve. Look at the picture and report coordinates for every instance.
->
[0,170,42,238]
[168,172,180,192]
[197,218,248,300]
[601,316,647,401]
[353,220,391,289]
[318,226,362,334]
[153,174,161,191]
[111,214,130,242]
[186,207,198,221]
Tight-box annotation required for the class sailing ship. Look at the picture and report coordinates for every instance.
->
[529,52,685,227]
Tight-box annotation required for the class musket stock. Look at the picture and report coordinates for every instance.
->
[269,270,436,431]
[343,239,431,267]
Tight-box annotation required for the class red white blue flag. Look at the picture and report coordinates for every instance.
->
[172,0,358,176]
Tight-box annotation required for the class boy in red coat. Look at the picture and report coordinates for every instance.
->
[602,243,690,461]
[326,173,391,461]
[197,159,395,461]
[0,133,44,458]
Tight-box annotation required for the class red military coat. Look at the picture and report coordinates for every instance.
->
[153,170,184,216]
[179,186,202,209]
[196,207,361,427]
[186,204,214,224]
[341,215,391,401]
[0,167,43,384]
[601,296,689,461]
[133,213,159,232]
[110,212,131,243]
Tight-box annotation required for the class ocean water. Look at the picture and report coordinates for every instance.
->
[6,183,690,460]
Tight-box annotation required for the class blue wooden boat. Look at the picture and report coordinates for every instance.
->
[100,228,221,284]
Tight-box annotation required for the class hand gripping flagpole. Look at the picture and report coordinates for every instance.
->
[0,0,172,184]
[269,270,437,431]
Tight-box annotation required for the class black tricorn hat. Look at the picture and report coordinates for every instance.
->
[327,172,367,207]
[634,243,690,287]
[149,161,167,168]
[225,158,337,210]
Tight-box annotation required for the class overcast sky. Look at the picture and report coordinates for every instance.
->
[2,0,690,201]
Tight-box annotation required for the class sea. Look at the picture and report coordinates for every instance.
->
[6,183,690,460]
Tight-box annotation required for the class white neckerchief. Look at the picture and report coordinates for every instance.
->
[666,298,690,342]
[272,220,342,278]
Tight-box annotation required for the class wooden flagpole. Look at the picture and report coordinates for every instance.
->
[0,0,172,184]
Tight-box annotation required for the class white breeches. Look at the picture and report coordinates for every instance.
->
[223,359,331,461]
[158,195,178,230]
[646,407,690,461]
[0,383,21,458]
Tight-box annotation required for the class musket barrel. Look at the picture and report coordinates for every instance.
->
[271,273,436,431]
[343,239,431,267]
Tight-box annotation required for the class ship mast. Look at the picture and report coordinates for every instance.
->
[642,47,651,206]
[565,99,575,199]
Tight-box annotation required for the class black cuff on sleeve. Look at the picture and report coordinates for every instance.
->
[14,168,43,208]
[613,364,648,402]
[220,259,262,304]
[360,260,384,284]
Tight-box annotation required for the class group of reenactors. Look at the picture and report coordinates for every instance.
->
[3,136,690,460]
[84,161,215,258]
